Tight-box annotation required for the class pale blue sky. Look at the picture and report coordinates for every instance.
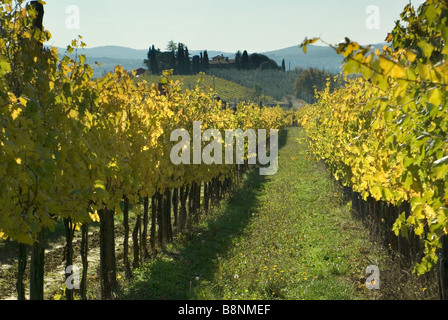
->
[42,0,426,52]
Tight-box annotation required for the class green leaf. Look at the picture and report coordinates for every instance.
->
[432,156,448,179]
[392,212,408,238]
[370,186,382,200]
[382,187,394,202]
[417,40,435,58]
[428,89,442,106]
[159,77,168,85]
[0,55,11,77]
[94,180,106,190]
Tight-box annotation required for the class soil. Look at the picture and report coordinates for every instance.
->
[0,217,131,300]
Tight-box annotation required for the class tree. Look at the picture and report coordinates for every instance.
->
[149,45,159,75]
[158,51,176,71]
[235,50,242,70]
[241,50,249,70]
[294,67,335,103]
[203,50,209,70]
[259,61,271,70]
[144,46,151,71]
[166,40,177,52]
[144,45,159,75]
[192,55,201,74]
[248,53,279,70]
[170,49,176,71]
[254,82,263,98]
[184,46,191,75]
[282,59,286,72]
[176,43,185,75]
[200,52,204,71]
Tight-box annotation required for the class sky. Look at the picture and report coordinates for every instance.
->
[42,0,427,53]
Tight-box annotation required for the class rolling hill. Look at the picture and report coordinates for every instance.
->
[52,43,385,77]
[136,74,277,105]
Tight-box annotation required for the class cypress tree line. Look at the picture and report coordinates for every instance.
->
[144,42,284,75]
[144,42,210,75]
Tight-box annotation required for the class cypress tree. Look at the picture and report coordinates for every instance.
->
[170,49,176,72]
[192,55,201,74]
[235,50,242,70]
[176,43,185,75]
[200,52,204,71]
[150,45,159,75]
[282,59,286,72]
[241,50,249,70]
[184,46,191,75]
[203,50,209,70]
[144,46,152,71]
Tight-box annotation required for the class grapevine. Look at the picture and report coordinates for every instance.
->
[298,0,448,275]
[0,0,291,299]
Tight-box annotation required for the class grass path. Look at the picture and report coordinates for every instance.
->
[122,127,393,300]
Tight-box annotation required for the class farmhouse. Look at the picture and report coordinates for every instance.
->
[133,68,146,77]
[209,55,235,69]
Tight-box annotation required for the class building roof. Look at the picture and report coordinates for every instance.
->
[210,55,235,65]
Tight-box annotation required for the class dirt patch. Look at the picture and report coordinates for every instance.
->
[0,217,131,300]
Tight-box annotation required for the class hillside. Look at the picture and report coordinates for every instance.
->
[207,68,303,102]
[136,74,277,105]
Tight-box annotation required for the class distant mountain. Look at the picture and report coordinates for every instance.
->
[262,45,343,73]
[51,46,146,77]
[51,43,384,77]
[52,46,234,77]
[262,43,386,74]
[74,45,148,60]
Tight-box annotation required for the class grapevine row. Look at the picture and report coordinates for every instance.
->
[0,1,293,299]
[297,0,448,287]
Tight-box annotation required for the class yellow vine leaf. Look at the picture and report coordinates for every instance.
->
[89,211,100,222]
[379,56,406,79]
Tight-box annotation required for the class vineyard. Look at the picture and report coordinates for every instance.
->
[298,0,448,298]
[0,0,292,300]
[1,0,448,302]
[136,74,278,106]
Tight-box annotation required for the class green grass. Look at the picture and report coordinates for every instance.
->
[187,127,378,300]
[122,127,384,300]
[121,127,438,300]
[136,74,277,104]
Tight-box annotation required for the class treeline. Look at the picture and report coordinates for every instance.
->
[144,41,210,76]
[144,42,285,76]
[234,50,284,71]
[144,42,338,103]
[293,67,342,103]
